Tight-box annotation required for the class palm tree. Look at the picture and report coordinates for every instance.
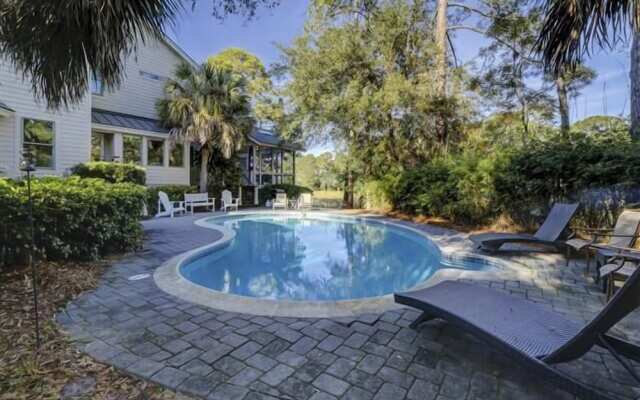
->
[157,62,254,192]
[0,0,279,107]
[535,0,640,138]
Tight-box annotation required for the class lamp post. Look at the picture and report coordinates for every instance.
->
[19,151,40,350]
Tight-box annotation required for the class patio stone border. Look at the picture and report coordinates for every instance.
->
[154,211,518,318]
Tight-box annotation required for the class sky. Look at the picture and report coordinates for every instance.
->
[167,1,632,155]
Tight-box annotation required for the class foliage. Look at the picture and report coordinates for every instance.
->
[0,0,280,107]
[258,184,313,205]
[70,161,146,185]
[279,0,471,174]
[146,184,198,216]
[295,152,341,190]
[0,177,146,265]
[495,132,640,225]
[354,180,391,210]
[157,61,254,191]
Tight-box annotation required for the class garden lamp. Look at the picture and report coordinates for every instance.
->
[19,151,40,351]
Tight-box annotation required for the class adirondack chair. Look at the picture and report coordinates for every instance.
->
[221,190,239,212]
[272,192,287,210]
[156,191,186,218]
[297,193,313,209]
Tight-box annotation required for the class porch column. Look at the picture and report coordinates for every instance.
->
[141,137,148,165]
[292,151,296,185]
[238,185,243,206]
[113,133,123,162]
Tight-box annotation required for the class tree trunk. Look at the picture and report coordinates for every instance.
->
[631,31,640,139]
[199,146,211,192]
[555,73,570,137]
[434,0,448,148]
[343,168,354,209]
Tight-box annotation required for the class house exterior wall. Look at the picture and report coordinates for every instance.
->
[0,57,91,178]
[92,37,185,120]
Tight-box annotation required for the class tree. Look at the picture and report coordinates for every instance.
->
[157,62,254,191]
[550,65,596,136]
[535,0,640,138]
[0,0,279,107]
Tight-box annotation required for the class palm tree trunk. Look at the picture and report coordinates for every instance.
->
[199,146,211,192]
[631,31,640,140]
[555,74,570,137]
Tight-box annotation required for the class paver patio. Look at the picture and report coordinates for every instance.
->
[57,212,640,400]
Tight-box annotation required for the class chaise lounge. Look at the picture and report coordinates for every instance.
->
[395,267,640,400]
[469,202,579,253]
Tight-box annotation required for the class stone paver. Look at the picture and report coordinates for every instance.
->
[57,212,640,400]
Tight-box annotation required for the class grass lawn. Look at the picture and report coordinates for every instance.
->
[313,190,343,208]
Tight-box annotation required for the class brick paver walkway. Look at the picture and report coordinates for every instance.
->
[57,212,640,400]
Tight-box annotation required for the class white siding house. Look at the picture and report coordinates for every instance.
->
[0,36,194,186]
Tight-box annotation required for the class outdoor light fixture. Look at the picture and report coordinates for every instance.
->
[20,151,40,351]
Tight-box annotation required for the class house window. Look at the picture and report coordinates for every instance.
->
[123,135,142,164]
[91,133,103,161]
[139,70,166,82]
[23,118,54,168]
[91,74,104,95]
[147,139,164,166]
[169,142,184,167]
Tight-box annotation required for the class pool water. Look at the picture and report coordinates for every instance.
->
[181,214,488,301]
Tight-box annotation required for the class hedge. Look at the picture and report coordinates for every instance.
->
[0,176,146,266]
[258,184,313,206]
[146,185,198,216]
[71,161,146,185]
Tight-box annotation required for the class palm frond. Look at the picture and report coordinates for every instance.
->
[0,0,181,107]
[535,0,640,73]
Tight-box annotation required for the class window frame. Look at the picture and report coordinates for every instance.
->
[147,138,165,166]
[122,134,143,164]
[169,141,185,168]
[21,117,55,170]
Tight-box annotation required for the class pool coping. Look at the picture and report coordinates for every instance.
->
[154,210,524,318]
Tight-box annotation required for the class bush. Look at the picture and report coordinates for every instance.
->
[0,177,146,266]
[71,161,146,185]
[495,135,640,226]
[258,184,313,206]
[146,185,198,216]
[355,180,391,209]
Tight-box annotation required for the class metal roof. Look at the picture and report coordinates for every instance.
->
[0,100,14,113]
[92,109,303,151]
[248,128,304,151]
[92,109,169,134]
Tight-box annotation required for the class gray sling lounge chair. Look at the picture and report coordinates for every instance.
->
[395,268,640,400]
[470,203,579,252]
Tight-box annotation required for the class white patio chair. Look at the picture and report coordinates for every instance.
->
[221,190,240,212]
[272,192,288,210]
[156,191,186,218]
[298,193,313,209]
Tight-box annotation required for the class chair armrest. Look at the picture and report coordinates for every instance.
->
[572,226,614,233]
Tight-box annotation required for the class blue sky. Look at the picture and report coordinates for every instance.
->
[168,1,631,154]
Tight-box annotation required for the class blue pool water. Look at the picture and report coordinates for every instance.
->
[181,214,489,301]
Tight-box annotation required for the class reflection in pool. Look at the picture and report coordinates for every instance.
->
[181,214,489,301]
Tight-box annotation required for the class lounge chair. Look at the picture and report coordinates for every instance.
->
[221,190,239,212]
[599,248,640,300]
[395,269,640,400]
[156,191,186,218]
[297,193,313,209]
[470,203,579,252]
[566,210,640,273]
[272,192,287,210]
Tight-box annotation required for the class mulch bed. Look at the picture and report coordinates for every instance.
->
[0,260,187,400]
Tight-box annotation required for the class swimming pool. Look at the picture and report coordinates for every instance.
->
[180,213,490,301]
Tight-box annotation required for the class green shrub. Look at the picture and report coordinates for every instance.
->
[258,184,313,206]
[147,185,198,216]
[495,135,640,226]
[355,180,392,209]
[0,176,146,266]
[71,161,146,185]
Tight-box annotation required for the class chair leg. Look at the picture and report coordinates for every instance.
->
[530,358,617,400]
[409,311,435,329]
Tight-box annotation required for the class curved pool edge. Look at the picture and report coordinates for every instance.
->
[154,210,526,318]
